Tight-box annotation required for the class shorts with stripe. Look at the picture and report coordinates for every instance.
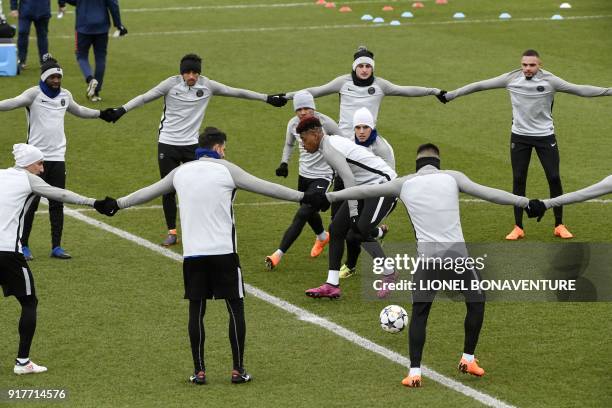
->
[183,253,244,300]
[0,252,35,298]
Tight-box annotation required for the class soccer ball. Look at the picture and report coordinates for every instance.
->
[379,305,408,334]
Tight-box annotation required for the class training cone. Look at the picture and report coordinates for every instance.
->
[372,17,385,23]
[383,6,394,11]
[361,14,373,20]
[551,14,564,20]
[339,6,351,12]
[435,0,448,4]
[316,0,326,4]
[401,11,414,18]
[453,12,465,19]
[499,12,511,19]
[412,2,424,8]
[560,2,572,9]
[390,20,401,26]
[325,2,336,8]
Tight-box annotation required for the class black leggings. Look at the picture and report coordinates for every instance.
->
[409,301,484,368]
[328,197,396,271]
[188,298,246,372]
[278,176,329,253]
[511,134,563,227]
[16,295,38,359]
[21,161,66,248]
[158,143,198,230]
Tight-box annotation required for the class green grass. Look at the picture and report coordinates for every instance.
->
[1,0,611,407]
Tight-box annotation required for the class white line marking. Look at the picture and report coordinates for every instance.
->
[48,14,612,39]
[59,205,514,407]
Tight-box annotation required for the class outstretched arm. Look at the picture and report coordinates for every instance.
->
[445,170,528,207]
[117,169,178,209]
[377,78,440,97]
[209,80,267,101]
[281,122,296,164]
[543,176,612,208]
[27,173,95,206]
[67,97,100,118]
[122,78,174,112]
[285,75,346,99]
[0,88,37,111]
[221,161,303,202]
[444,72,510,101]
[550,76,612,97]
[327,177,406,202]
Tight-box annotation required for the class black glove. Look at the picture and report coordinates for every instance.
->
[94,196,120,217]
[99,108,115,123]
[266,93,288,107]
[524,199,546,222]
[112,107,127,123]
[275,162,288,178]
[436,90,448,104]
[302,190,330,212]
[118,25,128,36]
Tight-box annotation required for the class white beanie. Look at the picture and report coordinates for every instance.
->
[13,144,44,167]
[293,90,316,111]
[352,107,375,129]
[352,56,375,71]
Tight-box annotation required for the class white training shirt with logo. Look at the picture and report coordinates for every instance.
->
[122,75,267,146]
[0,87,100,161]
[286,75,440,137]
[445,68,612,137]
[0,167,94,253]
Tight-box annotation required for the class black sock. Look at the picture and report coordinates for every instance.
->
[409,302,432,368]
[188,299,206,372]
[225,298,246,370]
[464,302,485,355]
[17,296,38,359]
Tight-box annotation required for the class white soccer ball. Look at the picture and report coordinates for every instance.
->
[379,305,408,334]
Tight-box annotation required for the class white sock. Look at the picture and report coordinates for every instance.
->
[16,358,29,365]
[409,367,421,377]
[327,270,340,286]
[273,249,284,258]
[316,231,328,241]
[462,353,474,362]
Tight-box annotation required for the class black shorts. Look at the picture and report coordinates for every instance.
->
[183,253,244,300]
[297,175,331,193]
[0,252,35,298]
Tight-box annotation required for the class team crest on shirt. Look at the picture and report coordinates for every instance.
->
[61,99,66,106]
[537,86,545,92]
[368,87,376,95]
[196,90,204,97]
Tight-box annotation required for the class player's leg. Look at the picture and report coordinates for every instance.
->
[330,175,344,219]
[404,301,433,387]
[458,267,485,376]
[226,298,251,383]
[158,143,182,246]
[305,202,349,298]
[44,162,70,258]
[16,17,31,67]
[33,17,49,64]
[305,178,331,257]
[535,136,572,238]
[508,134,533,238]
[90,33,108,100]
[183,257,210,384]
[75,32,96,100]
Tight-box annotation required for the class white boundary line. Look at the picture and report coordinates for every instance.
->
[59,205,515,408]
[48,14,612,39]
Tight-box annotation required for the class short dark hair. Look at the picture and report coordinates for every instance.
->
[522,49,540,58]
[199,127,226,149]
[181,53,202,65]
[296,116,322,134]
[416,143,440,157]
[180,53,202,74]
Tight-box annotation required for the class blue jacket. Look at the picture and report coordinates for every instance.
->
[10,0,58,19]
[60,0,122,34]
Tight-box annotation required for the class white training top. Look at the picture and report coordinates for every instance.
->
[287,75,440,137]
[117,158,304,257]
[0,167,94,253]
[0,87,100,161]
[319,134,397,216]
[445,68,611,137]
[282,111,339,181]
[122,75,267,146]
[544,175,612,208]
